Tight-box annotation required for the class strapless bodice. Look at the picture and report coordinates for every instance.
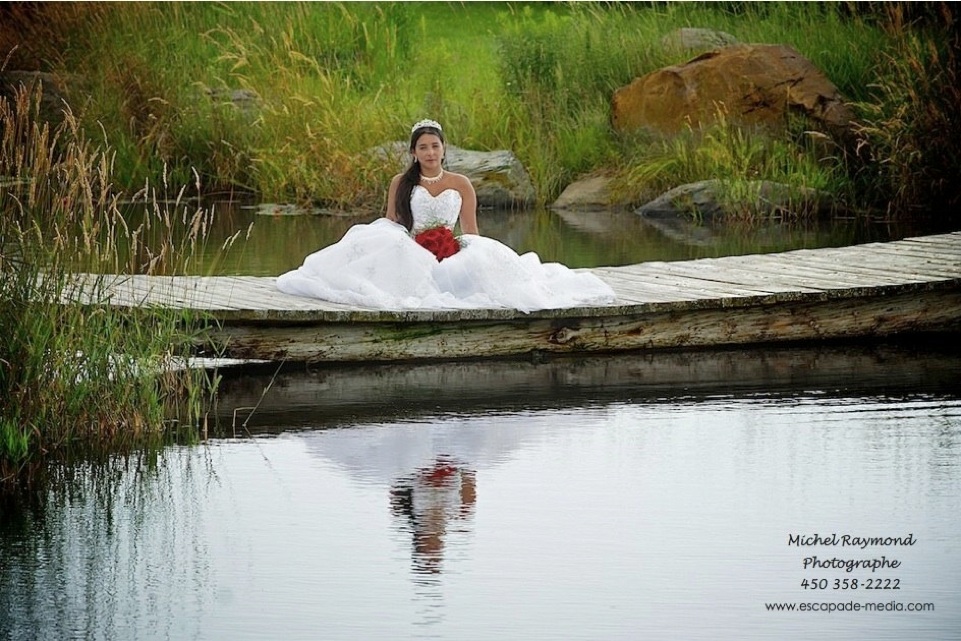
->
[411,186,461,234]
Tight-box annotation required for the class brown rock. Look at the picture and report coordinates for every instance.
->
[611,44,853,136]
[552,176,618,210]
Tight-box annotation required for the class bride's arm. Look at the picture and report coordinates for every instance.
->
[384,174,402,222]
[456,175,479,234]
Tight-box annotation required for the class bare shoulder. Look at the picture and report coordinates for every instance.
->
[446,171,475,193]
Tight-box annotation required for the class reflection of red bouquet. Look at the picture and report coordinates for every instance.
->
[414,226,460,262]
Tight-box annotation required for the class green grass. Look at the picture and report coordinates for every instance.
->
[2,2,958,213]
[849,21,961,216]
[0,84,219,480]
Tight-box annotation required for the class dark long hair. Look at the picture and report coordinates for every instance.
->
[394,125,445,231]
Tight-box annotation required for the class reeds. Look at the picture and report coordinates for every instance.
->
[851,2,961,216]
[0,83,218,479]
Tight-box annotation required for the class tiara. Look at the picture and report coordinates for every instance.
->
[411,118,442,133]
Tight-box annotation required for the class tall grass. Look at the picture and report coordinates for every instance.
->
[19,1,418,204]
[609,106,850,216]
[850,3,961,216]
[490,2,883,205]
[2,1,956,218]
[0,84,218,480]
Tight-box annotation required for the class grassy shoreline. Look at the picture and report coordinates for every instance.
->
[0,84,220,479]
[0,1,958,474]
[2,1,958,218]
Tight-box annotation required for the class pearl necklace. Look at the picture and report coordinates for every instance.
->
[419,168,444,184]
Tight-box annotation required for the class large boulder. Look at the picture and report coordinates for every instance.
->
[447,146,536,209]
[380,142,535,209]
[553,175,622,210]
[611,44,854,137]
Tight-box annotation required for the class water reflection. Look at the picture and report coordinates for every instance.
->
[0,449,215,641]
[213,337,961,432]
[390,457,476,580]
[302,415,537,591]
[2,339,961,640]
[120,197,957,276]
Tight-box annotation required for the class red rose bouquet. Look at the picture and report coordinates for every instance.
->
[414,226,460,262]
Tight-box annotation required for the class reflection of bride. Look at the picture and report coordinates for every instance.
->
[276,119,617,313]
[390,457,476,578]
[301,417,537,580]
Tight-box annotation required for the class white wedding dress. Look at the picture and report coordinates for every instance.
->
[275,186,617,312]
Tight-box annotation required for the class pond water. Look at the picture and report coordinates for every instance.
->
[175,200,955,275]
[2,341,960,640]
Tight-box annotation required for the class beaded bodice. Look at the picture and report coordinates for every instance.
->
[411,186,461,234]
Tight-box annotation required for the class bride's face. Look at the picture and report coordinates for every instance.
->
[412,133,444,173]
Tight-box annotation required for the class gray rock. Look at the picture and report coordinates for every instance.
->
[0,71,72,127]
[635,179,834,220]
[203,87,262,116]
[660,28,739,52]
[378,141,536,209]
[637,181,726,219]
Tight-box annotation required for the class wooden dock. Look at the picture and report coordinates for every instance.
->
[72,231,961,363]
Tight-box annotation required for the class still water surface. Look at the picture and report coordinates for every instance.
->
[176,200,954,275]
[2,343,960,640]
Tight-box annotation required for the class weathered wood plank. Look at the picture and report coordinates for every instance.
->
[593,276,694,303]
[892,244,961,258]
[896,234,961,250]
[746,255,913,287]
[85,274,359,312]
[593,267,753,300]
[671,262,857,290]
[851,244,961,267]
[858,235,961,253]
[796,252,960,280]
[615,260,817,295]
[595,289,661,305]
[599,263,765,295]
[211,283,961,362]
[852,241,961,260]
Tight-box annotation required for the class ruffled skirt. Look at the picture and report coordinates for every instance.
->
[276,218,616,313]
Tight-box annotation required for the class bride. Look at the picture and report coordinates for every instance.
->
[275,119,617,313]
